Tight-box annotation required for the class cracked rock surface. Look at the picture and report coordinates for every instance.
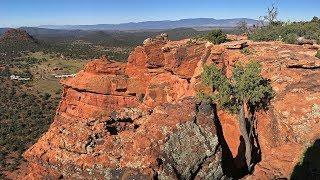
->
[15,38,320,179]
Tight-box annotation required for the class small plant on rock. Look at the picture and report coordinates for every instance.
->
[316,50,320,59]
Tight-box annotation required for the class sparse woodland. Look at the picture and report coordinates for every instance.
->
[0,79,59,176]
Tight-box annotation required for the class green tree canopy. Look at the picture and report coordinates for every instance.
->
[201,61,274,114]
[205,29,227,45]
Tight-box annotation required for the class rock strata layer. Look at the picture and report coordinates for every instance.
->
[17,38,320,179]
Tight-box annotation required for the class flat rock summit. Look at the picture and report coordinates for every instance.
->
[12,35,320,179]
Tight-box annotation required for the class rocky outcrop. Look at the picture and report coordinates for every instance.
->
[158,101,225,180]
[19,38,320,179]
[21,40,230,179]
[223,41,248,49]
[23,97,226,179]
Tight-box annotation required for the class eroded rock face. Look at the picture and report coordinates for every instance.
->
[160,101,223,180]
[242,42,320,179]
[23,97,225,179]
[20,39,320,179]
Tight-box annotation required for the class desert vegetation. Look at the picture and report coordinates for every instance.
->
[199,61,274,172]
[0,40,128,61]
[249,20,320,44]
[189,29,227,45]
[205,29,227,44]
[316,50,320,59]
[0,79,59,176]
[249,5,320,44]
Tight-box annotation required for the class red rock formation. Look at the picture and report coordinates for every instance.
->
[19,38,320,179]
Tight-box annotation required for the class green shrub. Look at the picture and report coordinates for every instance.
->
[316,51,320,59]
[206,29,227,44]
[249,26,280,42]
[283,33,298,44]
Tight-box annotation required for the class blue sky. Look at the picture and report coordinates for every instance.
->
[0,0,319,27]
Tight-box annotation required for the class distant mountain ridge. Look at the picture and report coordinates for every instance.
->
[38,18,259,30]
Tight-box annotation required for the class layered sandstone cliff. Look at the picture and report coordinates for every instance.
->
[19,36,320,179]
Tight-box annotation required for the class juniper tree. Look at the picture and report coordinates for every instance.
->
[206,29,227,45]
[200,61,274,172]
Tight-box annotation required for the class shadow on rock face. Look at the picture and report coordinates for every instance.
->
[211,104,235,177]
[291,139,320,180]
[234,136,247,174]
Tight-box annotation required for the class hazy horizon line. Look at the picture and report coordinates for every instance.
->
[1,17,258,28]
[1,16,317,28]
